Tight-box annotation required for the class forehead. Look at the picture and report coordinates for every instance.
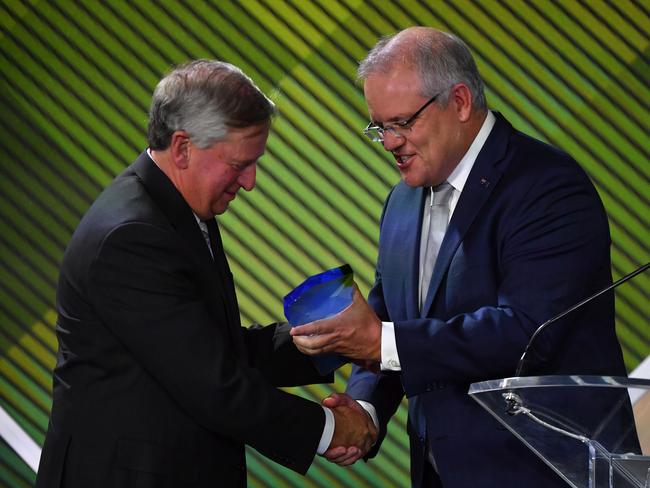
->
[363,67,425,121]
[220,123,269,156]
[225,123,269,142]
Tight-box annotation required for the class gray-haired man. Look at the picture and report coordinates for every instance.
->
[292,27,636,488]
[36,60,375,488]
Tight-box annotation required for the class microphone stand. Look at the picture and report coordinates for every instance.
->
[505,262,649,416]
[515,262,649,378]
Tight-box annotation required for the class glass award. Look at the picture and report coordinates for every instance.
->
[284,264,353,374]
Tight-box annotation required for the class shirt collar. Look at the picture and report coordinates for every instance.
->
[147,148,205,227]
[446,110,496,193]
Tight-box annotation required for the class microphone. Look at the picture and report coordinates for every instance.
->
[515,262,649,378]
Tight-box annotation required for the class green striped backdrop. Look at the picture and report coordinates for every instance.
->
[0,0,648,486]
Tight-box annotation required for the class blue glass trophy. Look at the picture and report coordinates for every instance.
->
[284,264,353,374]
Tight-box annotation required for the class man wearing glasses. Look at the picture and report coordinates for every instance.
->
[292,27,635,487]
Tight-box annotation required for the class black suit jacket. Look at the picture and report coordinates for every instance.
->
[36,152,331,488]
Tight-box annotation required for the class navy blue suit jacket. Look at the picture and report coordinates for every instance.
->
[347,113,633,487]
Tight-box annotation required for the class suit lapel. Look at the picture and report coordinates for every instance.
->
[421,113,511,316]
[205,217,232,286]
[132,152,214,268]
[406,187,427,319]
[132,152,247,358]
[206,218,248,362]
[380,184,426,320]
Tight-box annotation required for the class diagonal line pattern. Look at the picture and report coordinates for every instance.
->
[0,1,646,486]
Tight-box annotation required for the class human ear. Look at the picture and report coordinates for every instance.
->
[170,131,191,169]
[451,84,473,122]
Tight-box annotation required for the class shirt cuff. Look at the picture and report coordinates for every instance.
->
[380,322,401,371]
[356,400,379,431]
[317,406,334,455]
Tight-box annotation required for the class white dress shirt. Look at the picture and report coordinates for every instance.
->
[380,110,496,371]
[358,112,497,425]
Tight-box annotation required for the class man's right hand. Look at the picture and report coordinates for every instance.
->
[326,393,377,466]
[291,284,382,362]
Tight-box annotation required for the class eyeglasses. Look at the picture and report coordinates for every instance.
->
[363,92,441,143]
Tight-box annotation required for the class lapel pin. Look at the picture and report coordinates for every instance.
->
[480,177,490,187]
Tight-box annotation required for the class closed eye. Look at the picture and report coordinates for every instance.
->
[393,120,411,128]
[229,162,247,171]
[385,119,412,131]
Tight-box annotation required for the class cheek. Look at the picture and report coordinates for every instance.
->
[208,168,229,190]
[213,172,240,198]
[416,137,439,165]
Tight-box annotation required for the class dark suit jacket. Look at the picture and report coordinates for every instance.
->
[347,113,635,487]
[36,152,330,488]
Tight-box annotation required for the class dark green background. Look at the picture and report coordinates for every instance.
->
[0,1,648,486]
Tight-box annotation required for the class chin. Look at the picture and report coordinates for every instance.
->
[216,199,234,213]
[401,172,428,188]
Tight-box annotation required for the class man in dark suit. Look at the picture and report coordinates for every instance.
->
[36,60,376,488]
[292,27,636,487]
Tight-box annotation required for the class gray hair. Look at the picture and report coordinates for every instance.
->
[147,60,275,150]
[358,28,487,110]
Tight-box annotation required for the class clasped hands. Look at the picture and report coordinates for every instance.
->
[324,393,378,465]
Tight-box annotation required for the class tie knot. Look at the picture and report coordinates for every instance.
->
[431,182,454,206]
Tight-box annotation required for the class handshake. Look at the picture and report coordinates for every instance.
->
[324,392,378,466]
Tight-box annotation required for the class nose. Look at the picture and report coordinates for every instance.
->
[381,131,404,152]
[238,163,256,191]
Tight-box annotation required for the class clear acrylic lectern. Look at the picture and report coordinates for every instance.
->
[468,376,650,487]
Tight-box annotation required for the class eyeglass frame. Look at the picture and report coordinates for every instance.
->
[363,91,442,143]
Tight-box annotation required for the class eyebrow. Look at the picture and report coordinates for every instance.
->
[371,113,410,126]
[236,153,265,167]
[234,159,257,167]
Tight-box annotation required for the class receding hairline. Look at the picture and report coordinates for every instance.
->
[224,122,270,140]
[358,27,454,79]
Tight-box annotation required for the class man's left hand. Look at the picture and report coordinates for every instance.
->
[290,284,382,361]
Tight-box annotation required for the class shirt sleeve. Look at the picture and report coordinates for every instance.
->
[317,406,334,454]
[356,400,379,430]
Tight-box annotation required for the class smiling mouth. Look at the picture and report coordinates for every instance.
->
[394,154,414,168]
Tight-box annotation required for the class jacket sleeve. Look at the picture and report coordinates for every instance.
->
[346,185,406,457]
[242,322,334,387]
